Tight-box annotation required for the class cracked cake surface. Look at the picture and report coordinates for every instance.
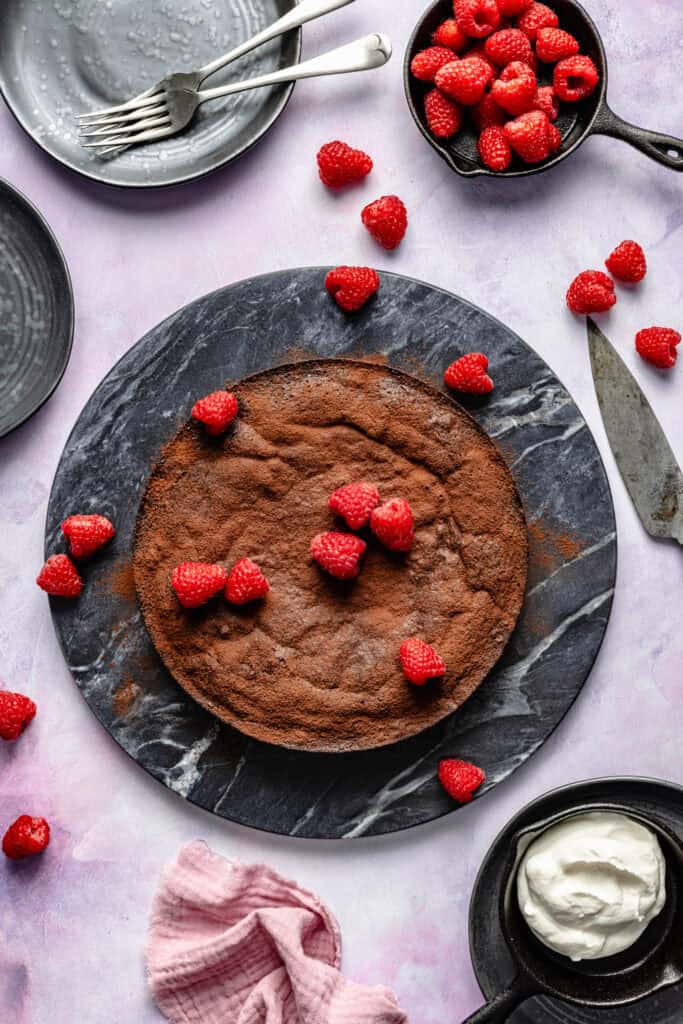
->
[134,359,528,752]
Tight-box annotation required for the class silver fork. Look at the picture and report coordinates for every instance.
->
[77,0,355,126]
[78,33,392,153]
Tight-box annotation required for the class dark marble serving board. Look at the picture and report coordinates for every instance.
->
[45,268,617,839]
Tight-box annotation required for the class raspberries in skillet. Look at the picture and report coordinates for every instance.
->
[409,0,602,171]
[316,141,372,188]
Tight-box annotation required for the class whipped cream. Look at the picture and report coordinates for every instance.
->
[516,811,666,961]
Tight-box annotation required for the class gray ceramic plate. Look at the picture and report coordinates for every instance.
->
[0,179,73,438]
[0,0,301,189]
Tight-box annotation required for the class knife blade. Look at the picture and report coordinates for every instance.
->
[587,318,683,545]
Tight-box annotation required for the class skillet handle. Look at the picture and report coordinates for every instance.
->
[461,976,534,1024]
[592,103,683,171]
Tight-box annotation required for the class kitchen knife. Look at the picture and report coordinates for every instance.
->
[587,318,683,545]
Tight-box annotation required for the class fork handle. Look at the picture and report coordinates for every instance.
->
[198,32,391,101]
[198,0,356,82]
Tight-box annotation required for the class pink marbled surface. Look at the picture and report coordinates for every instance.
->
[1,2,682,1021]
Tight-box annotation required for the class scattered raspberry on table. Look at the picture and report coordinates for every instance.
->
[400,638,446,685]
[191,391,239,436]
[171,562,228,608]
[636,327,681,370]
[605,240,647,284]
[316,141,372,188]
[310,532,367,581]
[225,558,270,605]
[444,353,494,394]
[0,692,36,741]
[566,270,617,314]
[325,266,380,312]
[438,759,486,803]
[61,514,115,558]
[328,482,380,530]
[361,195,408,251]
[2,815,51,860]
[36,554,83,598]
[370,498,415,553]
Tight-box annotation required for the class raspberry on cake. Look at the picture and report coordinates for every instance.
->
[171,562,228,608]
[400,638,446,685]
[134,361,528,753]
[310,531,367,580]
[225,558,269,605]
[328,481,380,530]
[191,391,239,436]
[370,498,415,553]
[62,514,115,558]
[36,554,82,598]
[316,141,372,188]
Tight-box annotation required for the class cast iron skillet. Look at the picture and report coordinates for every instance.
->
[405,0,683,178]
[463,801,683,1022]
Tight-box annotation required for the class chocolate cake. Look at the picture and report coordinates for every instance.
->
[134,360,528,752]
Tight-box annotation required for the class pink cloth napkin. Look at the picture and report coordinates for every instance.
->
[146,840,407,1024]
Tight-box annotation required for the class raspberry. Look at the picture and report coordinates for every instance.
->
[491,60,537,115]
[536,26,580,62]
[635,327,681,370]
[453,0,500,38]
[36,554,82,598]
[472,91,507,130]
[516,2,558,41]
[325,266,380,312]
[0,692,36,741]
[546,120,562,153]
[425,88,463,138]
[369,498,415,553]
[191,391,239,436]
[554,55,599,102]
[605,240,647,284]
[461,41,497,74]
[438,759,486,803]
[484,28,532,66]
[478,125,512,171]
[410,46,457,82]
[503,110,554,162]
[435,56,492,105]
[61,514,115,558]
[225,558,269,605]
[533,85,559,121]
[2,816,50,860]
[432,18,469,52]
[444,352,494,393]
[171,562,227,608]
[361,195,408,251]
[316,141,372,188]
[310,532,366,580]
[328,481,380,530]
[566,271,617,314]
[496,0,533,14]
[399,638,446,685]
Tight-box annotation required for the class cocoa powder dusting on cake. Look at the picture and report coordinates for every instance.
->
[134,360,528,753]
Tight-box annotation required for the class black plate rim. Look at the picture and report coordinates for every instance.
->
[468,776,683,1000]
[0,177,75,438]
[0,5,302,191]
[44,266,618,839]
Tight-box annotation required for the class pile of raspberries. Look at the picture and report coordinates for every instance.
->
[410,0,600,171]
